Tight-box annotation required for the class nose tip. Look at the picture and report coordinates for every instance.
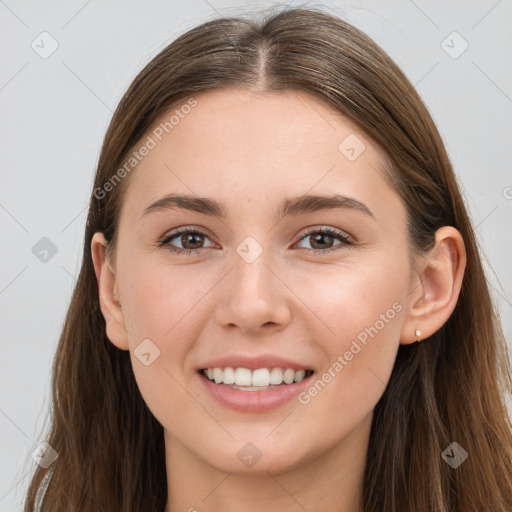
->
[213,256,291,333]
[220,297,286,333]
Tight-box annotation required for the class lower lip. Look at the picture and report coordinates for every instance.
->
[197,371,314,413]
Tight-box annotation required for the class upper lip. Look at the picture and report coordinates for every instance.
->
[199,354,313,372]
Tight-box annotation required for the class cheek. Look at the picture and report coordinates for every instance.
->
[295,254,407,344]
[117,263,211,431]
[292,255,407,411]
[115,259,206,393]
[120,259,209,341]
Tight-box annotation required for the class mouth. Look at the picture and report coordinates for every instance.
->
[199,366,315,391]
[196,357,317,412]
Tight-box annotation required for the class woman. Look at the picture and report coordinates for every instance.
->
[25,6,512,512]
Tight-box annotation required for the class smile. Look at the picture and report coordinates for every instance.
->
[202,367,314,390]
[197,366,315,412]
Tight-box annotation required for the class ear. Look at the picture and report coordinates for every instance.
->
[400,226,466,345]
[91,232,129,350]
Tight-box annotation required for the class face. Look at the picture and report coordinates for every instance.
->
[104,88,416,475]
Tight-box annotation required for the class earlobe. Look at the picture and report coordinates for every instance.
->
[91,232,129,351]
[400,226,466,345]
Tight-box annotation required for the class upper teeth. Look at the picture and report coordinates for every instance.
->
[204,367,310,386]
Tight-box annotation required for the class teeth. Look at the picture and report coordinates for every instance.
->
[252,368,270,386]
[294,369,306,382]
[202,366,312,387]
[269,367,283,385]
[223,367,235,385]
[283,368,295,384]
[234,368,252,386]
[213,368,223,384]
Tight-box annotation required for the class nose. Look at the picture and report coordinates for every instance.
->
[213,250,291,334]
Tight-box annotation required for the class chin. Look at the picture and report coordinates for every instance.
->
[199,439,311,476]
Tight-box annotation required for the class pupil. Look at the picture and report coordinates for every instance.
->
[184,233,202,249]
[311,233,332,249]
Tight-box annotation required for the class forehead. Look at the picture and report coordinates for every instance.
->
[120,88,402,223]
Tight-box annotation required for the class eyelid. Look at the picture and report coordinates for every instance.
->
[159,224,355,255]
[298,225,355,244]
[159,225,218,247]
[293,225,354,255]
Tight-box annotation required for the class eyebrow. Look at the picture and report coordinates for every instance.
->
[141,193,375,220]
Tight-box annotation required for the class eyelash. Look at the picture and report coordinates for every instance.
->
[158,226,354,256]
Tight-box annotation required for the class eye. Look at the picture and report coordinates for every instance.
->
[295,226,354,254]
[159,227,216,256]
[158,225,354,257]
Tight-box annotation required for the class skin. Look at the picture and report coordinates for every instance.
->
[91,88,466,512]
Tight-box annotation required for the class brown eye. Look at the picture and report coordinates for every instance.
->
[179,232,205,249]
[296,227,353,254]
[309,232,335,250]
[160,228,215,255]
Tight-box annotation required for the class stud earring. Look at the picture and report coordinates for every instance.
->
[414,328,422,343]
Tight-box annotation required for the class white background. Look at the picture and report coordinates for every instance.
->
[1,0,511,509]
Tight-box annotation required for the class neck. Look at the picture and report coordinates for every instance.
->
[163,412,372,512]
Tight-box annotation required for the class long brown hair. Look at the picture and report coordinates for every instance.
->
[24,6,512,511]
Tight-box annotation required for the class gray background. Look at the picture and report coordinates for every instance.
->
[1,0,511,509]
